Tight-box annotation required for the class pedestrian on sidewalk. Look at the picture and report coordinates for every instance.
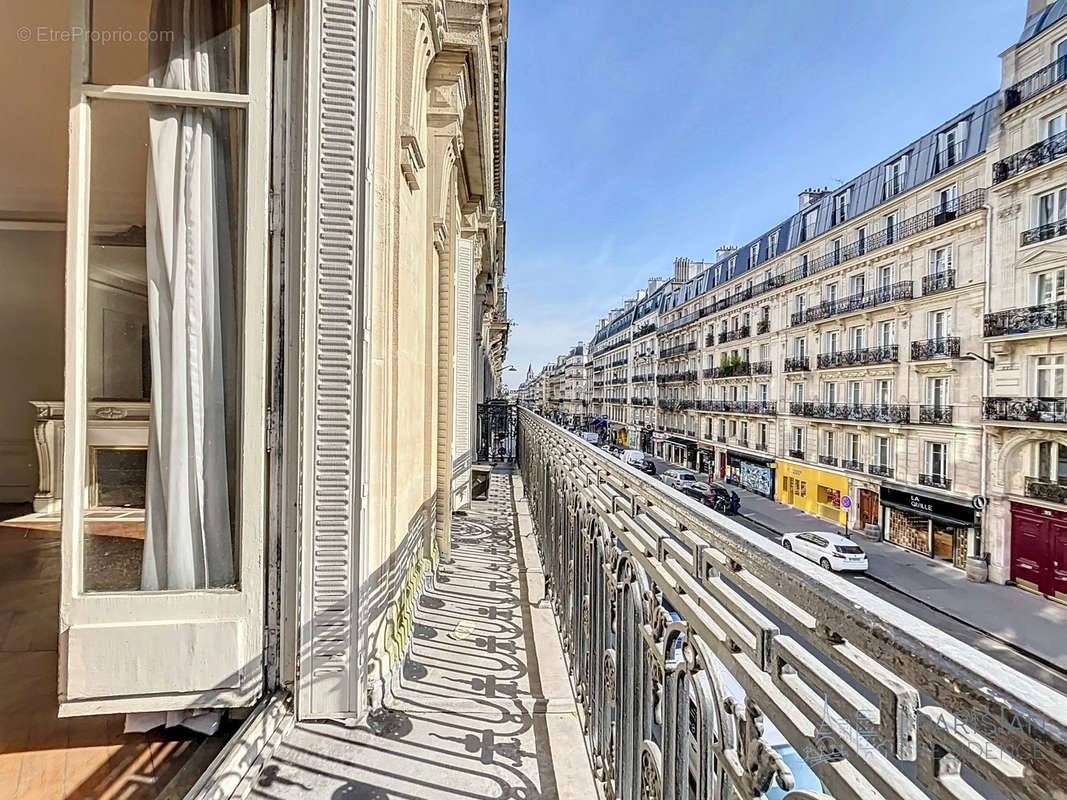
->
[729,491,740,516]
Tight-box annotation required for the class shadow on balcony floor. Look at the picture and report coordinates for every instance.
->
[251,469,596,800]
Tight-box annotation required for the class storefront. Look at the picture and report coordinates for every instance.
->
[725,451,775,498]
[776,462,849,524]
[880,484,978,570]
[664,436,698,470]
[697,444,715,476]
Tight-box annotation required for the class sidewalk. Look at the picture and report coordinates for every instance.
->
[730,483,1067,671]
[251,468,595,799]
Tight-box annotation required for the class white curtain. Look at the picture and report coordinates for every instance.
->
[142,0,236,591]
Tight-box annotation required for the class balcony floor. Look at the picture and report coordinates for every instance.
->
[252,468,595,800]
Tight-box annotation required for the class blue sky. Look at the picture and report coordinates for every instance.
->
[502,0,1021,388]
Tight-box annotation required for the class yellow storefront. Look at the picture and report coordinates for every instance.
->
[775,462,849,525]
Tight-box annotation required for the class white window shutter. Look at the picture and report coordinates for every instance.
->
[452,237,475,507]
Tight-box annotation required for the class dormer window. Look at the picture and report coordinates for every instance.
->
[936,120,968,172]
[801,209,819,242]
[768,229,779,259]
[832,189,850,226]
[884,155,907,199]
[749,243,759,265]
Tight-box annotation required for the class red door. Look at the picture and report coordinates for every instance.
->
[1011,503,1067,601]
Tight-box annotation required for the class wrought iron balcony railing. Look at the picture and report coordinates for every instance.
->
[919,404,953,424]
[661,342,696,358]
[756,317,770,334]
[922,269,956,296]
[819,454,839,467]
[631,373,654,384]
[995,129,1067,184]
[911,336,961,360]
[842,458,864,472]
[784,356,809,372]
[752,360,772,375]
[788,447,805,459]
[1025,476,1067,505]
[754,440,769,451]
[1022,219,1067,246]
[869,462,894,478]
[657,370,698,384]
[633,322,656,339]
[1004,54,1067,111]
[697,399,777,416]
[790,401,912,424]
[816,345,898,369]
[796,281,914,326]
[984,396,1067,423]
[919,473,952,490]
[984,301,1067,337]
[716,434,727,443]
[711,361,751,379]
[719,325,750,343]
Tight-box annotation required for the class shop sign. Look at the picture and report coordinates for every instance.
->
[880,484,975,527]
[652,432,665,442]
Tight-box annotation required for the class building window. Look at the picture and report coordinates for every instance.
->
[728,256,737,277]
[846,433,861,463]
[799,252,810,274]
[795,337,807,359]
[935,120,968,172]
[876,320,895,347]
[929,245,953,275]
[927,376,949,409]
[824,381,839,404]
[1034,187,1067,228]
[847,380,861,406]
[875,379,893,407]
[768,230,780,259]
[749,242,759,265]
[833,189,850,226]
[1036,441,1067,482]
[759,422,768,448]
[884,155,907,199]
[801,209,819,242]
[884,212,899,245]
[830,238,843,265]
[929,309,951,339]
[1034,354,1065,396]
[925,442,948,480]
[875,435,891,467]
[793,382,804,403]
[938,183,959,211]
[826,282,838,304]
[793,427,804,452]
[1045,110,1067,140]
[854,226,867,255]
[823,430,836,458]
[1033,266,1066,304]
[794,293,806,315]
[849,273,865,297]
[877,264,894,290]
[825,330,840,354]
[849,326,865,351]
[758,383,768,402]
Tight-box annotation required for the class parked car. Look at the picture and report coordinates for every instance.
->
[682,482,734,514]
[639,459,657,476]
[581,432,599,444]
[660,469,699,490]
[622,449,647,467]
[781,531,868,572]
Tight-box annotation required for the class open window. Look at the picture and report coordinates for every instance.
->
[58,0,271,716]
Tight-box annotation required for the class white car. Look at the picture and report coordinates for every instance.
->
[660,469,699,490]
[781,531,868,572]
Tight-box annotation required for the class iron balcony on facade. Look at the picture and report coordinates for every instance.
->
[754,440,768,451]
[752,360,772,375]
[984,396,1067,424]
[720,325,750,343]
[788,448,805,460]
[794,281,914,327]
[983,301,1067,337]
[994,128,1067,183]
[842,458,864,472]
[608,356,629,367]
[711,361,751,379]
[756,317,770,334]
[1023,218,1067,246]
[1025,476,1067,505]
[660,343,691,359]
[658,398,676,410]
[717,435,727,443]
[816,345,898,369]
[1004,54,1067,111]
[679,399,696,410]
[790,401,911,424]
[704,333,715,347]
[868,463,894,478]
[819,454,839,467]
[738,437,749,448]
[632,322,656,339]
[919,473,952,490]
[701,399,777,416]
[784,356,810,372]
[919,404,953,424]
[631,373,653,384]
[911,336,961,361]
[922,269,955,296]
